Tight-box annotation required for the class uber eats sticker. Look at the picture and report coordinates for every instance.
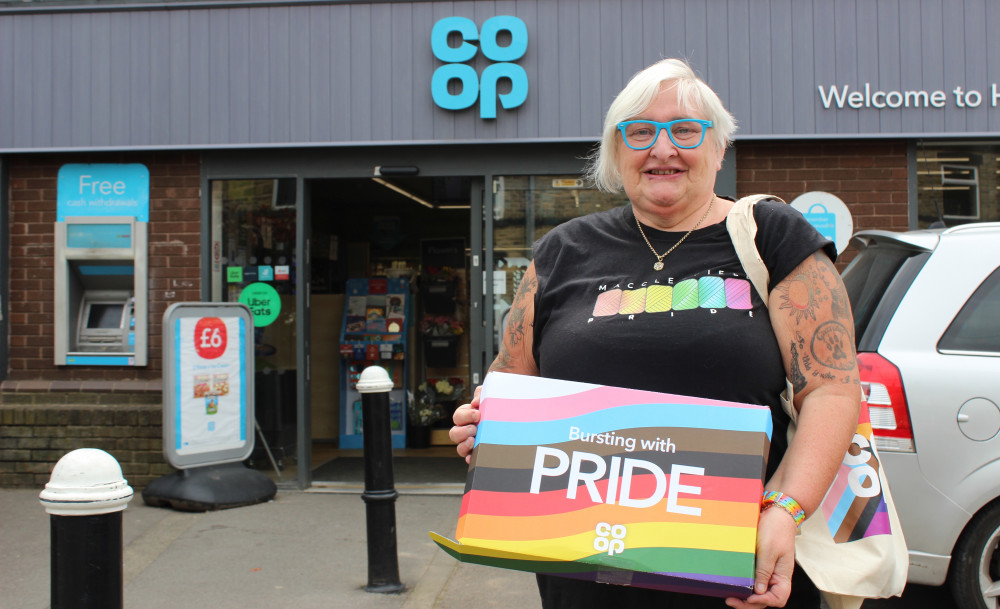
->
[238,282,280,327]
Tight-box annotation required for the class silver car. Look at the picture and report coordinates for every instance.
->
[841,223,1000,609]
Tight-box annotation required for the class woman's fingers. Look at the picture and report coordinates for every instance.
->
[452,402,480,426]
[450,398,481,460]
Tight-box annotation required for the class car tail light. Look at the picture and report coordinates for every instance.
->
[857,352,915,453]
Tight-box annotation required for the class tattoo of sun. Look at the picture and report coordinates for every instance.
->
[810,320,857,371]
[777,274,819,323]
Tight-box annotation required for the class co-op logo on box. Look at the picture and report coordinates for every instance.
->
[431,16,528,119]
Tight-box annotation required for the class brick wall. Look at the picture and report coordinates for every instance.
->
[736,140,909,266]
[2,152,200,487]
[6,152,202,380]
[0,381,168,488]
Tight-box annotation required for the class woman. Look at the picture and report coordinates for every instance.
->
[450,58,861,609]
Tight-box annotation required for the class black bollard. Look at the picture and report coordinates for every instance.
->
[39,448,134,609]
[357,365,404,593]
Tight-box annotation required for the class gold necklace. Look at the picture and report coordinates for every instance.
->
[635,197,716,271]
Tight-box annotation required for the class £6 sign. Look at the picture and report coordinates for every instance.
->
[431,16,528,119]
[193,317,228,360]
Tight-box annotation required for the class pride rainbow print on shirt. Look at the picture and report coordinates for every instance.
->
[592,277,754,317]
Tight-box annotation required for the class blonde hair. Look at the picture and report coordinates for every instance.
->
[588,58,737,193]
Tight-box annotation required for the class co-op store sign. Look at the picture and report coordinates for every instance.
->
[431,16,528,119]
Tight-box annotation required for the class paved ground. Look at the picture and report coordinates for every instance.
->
[0,484,959,609]
[1,486,540,609]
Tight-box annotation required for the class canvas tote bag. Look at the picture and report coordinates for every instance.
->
[726,195,909,609]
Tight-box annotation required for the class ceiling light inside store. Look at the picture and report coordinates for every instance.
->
[371,177,435,209]
[371,178,470,210]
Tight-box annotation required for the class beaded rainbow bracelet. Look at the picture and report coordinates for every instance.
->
[761,490,806,528]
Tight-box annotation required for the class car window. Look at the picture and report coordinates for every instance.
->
[842,245,926,344]
[938,266,1000,354]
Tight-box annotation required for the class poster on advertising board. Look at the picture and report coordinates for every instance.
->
[162,303,255,469]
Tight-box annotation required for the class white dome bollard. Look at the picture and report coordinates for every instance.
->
[39,448,134,609]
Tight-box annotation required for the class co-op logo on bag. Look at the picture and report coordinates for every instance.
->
[431,16,529,119]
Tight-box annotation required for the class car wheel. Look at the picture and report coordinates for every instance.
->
[950,501,1000,609]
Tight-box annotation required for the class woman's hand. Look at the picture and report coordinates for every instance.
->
[725,507,797,608]
[449,385,482,464]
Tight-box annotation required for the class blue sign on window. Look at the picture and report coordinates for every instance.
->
[57,164,150,222]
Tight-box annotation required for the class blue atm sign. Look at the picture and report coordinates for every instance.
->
[57,164,150,222]
[431,16,528,119]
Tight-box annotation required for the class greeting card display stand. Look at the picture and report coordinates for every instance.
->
[338,278,409,449]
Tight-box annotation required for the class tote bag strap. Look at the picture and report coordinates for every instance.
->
[726,194,781,305]
[726,195,796,417]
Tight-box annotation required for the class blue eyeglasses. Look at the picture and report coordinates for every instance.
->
[617,119,713,150]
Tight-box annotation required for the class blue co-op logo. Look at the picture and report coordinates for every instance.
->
[431,16,528,119]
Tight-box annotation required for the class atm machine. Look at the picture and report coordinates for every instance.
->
[54,216,147,366]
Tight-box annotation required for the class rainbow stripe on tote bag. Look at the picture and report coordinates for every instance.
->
[430,372,773,599]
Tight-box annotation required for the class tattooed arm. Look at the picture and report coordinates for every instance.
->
[450,262,540,462]
[489,262,540,376]
[731,250,861,609]
[767,250,861,514]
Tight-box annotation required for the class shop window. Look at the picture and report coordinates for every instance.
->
[209,179,297,302]
[491,175,627,352]
[939,164,979,220]
[917,146,1000,228]
[209,178,300,464]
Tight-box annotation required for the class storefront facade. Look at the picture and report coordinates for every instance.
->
[1,0,997,489]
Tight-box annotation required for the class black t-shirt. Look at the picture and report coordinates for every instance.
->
[532,199,835,479]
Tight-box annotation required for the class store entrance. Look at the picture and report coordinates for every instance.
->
[307,176,475,486]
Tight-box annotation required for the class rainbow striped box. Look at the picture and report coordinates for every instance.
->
[430,372,773,599]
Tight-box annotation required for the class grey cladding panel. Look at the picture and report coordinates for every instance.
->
[168,10,191,146]
[2,0,1000,151]
[129,11,152,145]
[289,8,313,143]
[208,8,230,145]
[267,7,292,143]
[0,19,11,148]
[767,0,795,136]
[725,1,752,133]
[149,13,173,145]
[789,1,815,134]
[188,12,211,145]
[349,4,373,142]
